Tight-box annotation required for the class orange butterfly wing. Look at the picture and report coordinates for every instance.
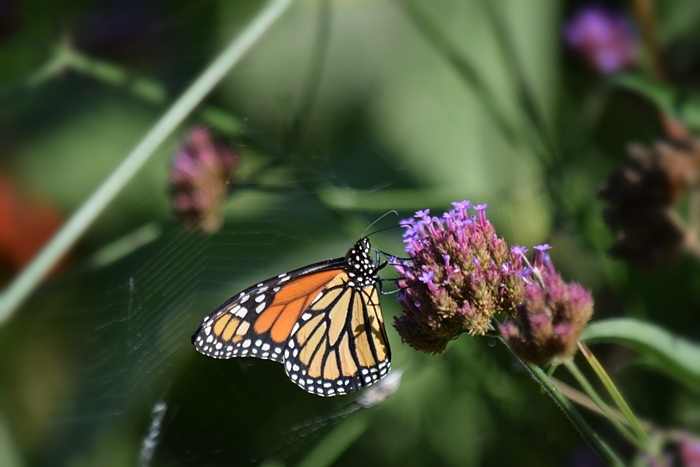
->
[192,266,345,363]
[191,237,392,397]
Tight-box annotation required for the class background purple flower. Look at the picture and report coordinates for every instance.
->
[169,126,239,233]
[564,7,637,74]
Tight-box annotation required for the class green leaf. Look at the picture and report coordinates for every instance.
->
[582,318,700,394]
[614,73,700,128]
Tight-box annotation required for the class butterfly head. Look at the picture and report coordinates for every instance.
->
[344,237,377,288]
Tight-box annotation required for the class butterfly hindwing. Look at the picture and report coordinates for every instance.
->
[191,237,392,397]
[283,279,391,396]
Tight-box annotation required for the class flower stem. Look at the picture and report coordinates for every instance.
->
[629,0,665,81]
[563,360,644,450]
[65,48,246,137]
[577,341,651,447]
[67,46,167,102]
[629,0,689,140]
[502,340,624,466]
[0,0,292,323]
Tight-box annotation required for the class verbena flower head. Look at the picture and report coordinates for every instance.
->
[393,202,527,353]
[170,126,239,233]
[393,201,594,364]
[499,248,594,365]
[564,7,636,74]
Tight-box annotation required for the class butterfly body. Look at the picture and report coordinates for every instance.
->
[192,237,391,397]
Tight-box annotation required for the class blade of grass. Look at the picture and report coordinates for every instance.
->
[397,0,518,144]
[481,0,559,163]
[499,338,624,466]
[578,341,650,447]
[0,0,292,323]
[524,362,624,466]
[284,0,331,153]
[564,360,645,450]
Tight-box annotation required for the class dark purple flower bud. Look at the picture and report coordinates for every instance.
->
[169,126,239,233]
[564,7,636,74]
[599,139,700,268]
[499,264,594,365]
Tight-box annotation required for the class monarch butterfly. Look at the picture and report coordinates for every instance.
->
[191,237,391,397]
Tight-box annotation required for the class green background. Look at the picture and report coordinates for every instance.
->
[1,0,700,465]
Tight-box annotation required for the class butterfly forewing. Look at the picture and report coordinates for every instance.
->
[192,260,346,363]
[191,237,392,397]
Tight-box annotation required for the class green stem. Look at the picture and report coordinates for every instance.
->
[578,342,651,448]
[500,340,624,466]
[66,49,245,137]
[564,360,645,450]
[0,0,292,324]
[396,0,518,144]
[480,1,558,164]
[66,47,169,103]
[526,363,624,466]
[24,37,74,88]
[284,0,331,153]
[629,0,665,81]
[317,186,474,212]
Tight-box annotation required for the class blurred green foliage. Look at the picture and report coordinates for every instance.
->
[2,0,700,466]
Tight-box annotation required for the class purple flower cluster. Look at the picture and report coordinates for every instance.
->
[170,126,239,233]
[393,201,595,364]
[393,202,527,353]
[499,249,594,365]
[564,7,636,74]
[679,435,700,466]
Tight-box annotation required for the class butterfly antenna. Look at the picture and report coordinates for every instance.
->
[363,210,399,238]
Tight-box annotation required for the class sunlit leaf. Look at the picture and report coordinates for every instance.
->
[614,73,700,128]
[582,318,700,394]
